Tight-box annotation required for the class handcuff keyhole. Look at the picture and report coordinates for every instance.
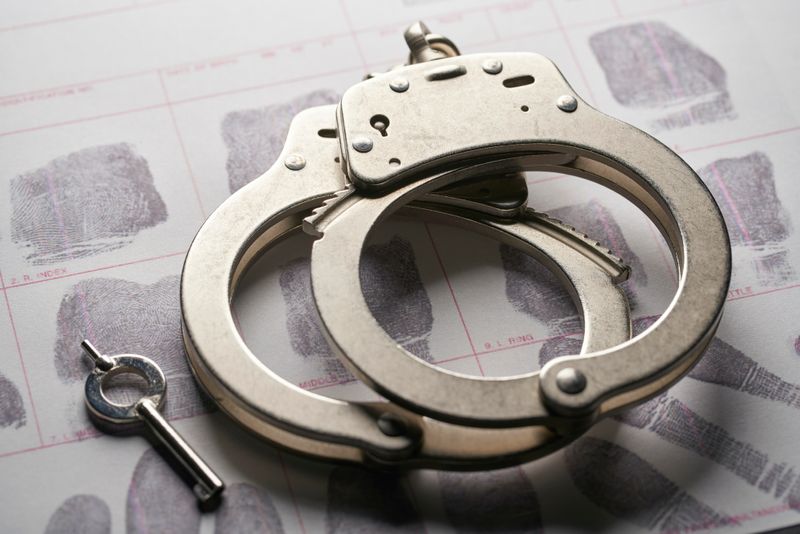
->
[370,114,390,137]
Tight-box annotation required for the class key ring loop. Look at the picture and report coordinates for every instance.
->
[84,355,166,424]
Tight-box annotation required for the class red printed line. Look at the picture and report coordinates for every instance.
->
[484,8,502,40]
[0,102,167,138]
[338,0,369,70]
[0,409,208,460]
[306,331,584,393]
[0,0,181,33]
[423,223,483,375]
[0,0,719,107]
[306,378,359,392]
[546,0,597,105]
[0,65,364,138]
[0,272,44,446]
[621,0,721,20]
[436,331,582,365]
[678,125,800,154]
[708,161,752,244]
[3,251,186,290]
[610,0,624,18]
[0,0,509,103]
[277,452,308,534]
[0,30,352,103]
[727,282,800,303]
[0,0,735,141]
[168,64,363,107]
[527,122,800,175]
[158,71,207,219]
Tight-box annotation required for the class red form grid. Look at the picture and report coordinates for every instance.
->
[2,1,799,531]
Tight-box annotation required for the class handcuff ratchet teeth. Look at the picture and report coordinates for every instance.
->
[180,22,730,469]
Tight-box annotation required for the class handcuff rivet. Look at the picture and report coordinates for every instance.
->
[556,95,578,112]
[481,58,503,75]
[390,78,409,93]
[555,367,586,394]
[377,413,407,437]
[284,154,306,171]
[352,136,374,153]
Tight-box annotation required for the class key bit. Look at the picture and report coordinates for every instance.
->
[82,340,225,509]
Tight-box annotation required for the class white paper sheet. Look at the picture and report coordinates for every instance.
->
[2,0,800,532]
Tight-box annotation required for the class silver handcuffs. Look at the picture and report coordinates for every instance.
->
[180,23,731,469]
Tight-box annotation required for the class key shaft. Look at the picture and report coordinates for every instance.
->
[135,398,225,504]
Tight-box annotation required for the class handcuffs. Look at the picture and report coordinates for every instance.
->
[180,23,731,469]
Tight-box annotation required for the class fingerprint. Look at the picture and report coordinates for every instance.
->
[438,469,542,532]
[635,315,800,410]
[45,494,111,534]
[697,152,794,286]
[546,318,800,510]
[500,245,579,335]
[547,327,800,509]
[54,276,211,420]
[694,337,800,409]
[619,395,765,484]
[546,334,773,488]
[10,143,167,264]
[565,437,730,530]
[126,448,201,534]
[214,482,284,534]
[538,336,582,366]
[279,236,433,381]
[0,371,25,428]
[324,466,423,533]
[360,236,434,360]
[221,89,339,193]
[589,21,735,130]
[500,200,640,335]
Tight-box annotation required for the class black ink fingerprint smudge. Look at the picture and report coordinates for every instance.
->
[500,244,579,335]
[538,336,582,366]
[501,200,640,335]
[45,494,111,534]
[325,466,423,533]
[635,315,800,410]
[54,276,211,419]
[221,90,339,193]
[565,437,731,531]
[360,236,434,361]
[695,336,800,409]
[590,21,735,130]
[0,371,26,429]
[279,236,433,381]
[619,393,800,506]
[438,468,542,532]
[616,316,800,505]
[542,317,800,509]
[543,317,800,511]
[697,152,794,286]
[10,143,167,265]
[214,482,284,534]
[619,395,768,484]
[127,448,201,534]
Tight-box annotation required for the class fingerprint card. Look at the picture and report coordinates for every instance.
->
[2,0,799,532]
